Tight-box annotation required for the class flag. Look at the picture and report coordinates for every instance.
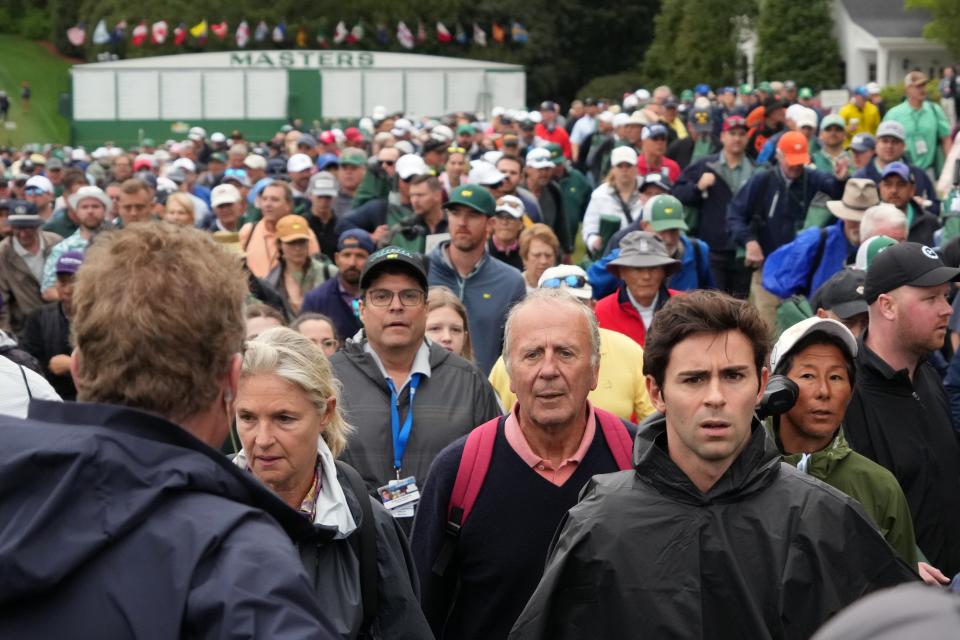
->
[173,23,187,46]
[436,22,452,43]
[472,23,487,47]
[211,21,228,40]
[92,19,109,45]
[272,22,286,43]
[491,21,505,44]
[376,23,389,45]
[397,21,414,49]
[455,23,467,45]
[511,20,528,43]
[236,20,250,48]
[316,25,330,48]
[254,21,269,42]
[151,20,168,44]
[417,20,426,43]
[295,25,307,48]
[67,24,85,47]
[111,20,127,45]
[190,20,208,39]
[349,22,363,44]
[333,21,348,44]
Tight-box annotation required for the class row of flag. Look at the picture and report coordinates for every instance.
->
[66,19,530,49]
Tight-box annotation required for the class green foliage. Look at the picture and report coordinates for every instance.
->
[0,9,13,33]
[878,78,942,110]
[19,7,51,41]
[577,71,649,101]
[907,0,960,57]
[755,0,841,89]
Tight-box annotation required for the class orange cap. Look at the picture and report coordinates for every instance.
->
[777,131,810,166]
[275,214,311,243]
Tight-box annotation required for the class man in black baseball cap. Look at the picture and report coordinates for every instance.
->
[811,268,868,337]
[359,245,428,292]
[846,241,960,580]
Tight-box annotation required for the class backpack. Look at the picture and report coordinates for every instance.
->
[430,407,635,576]
[773,227,829,338]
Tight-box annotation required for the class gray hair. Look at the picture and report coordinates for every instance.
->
[502,288,601,375]
[861,204,908,242]
[239,327,353,456]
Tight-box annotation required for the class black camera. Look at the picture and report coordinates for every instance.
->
[755,374,799,420]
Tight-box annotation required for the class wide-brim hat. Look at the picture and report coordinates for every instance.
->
[68,186,113,215]
[826,178,879,222]
[607,231,681,275]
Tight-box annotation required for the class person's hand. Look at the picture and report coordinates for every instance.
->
[590,236,603,253]
[697,172,716,191]
[918,562,950,585]
[371,224,389,245]
[744,240,764,268]
[833,156,849,180]
[48,354,71,376]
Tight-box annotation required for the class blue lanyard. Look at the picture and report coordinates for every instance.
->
[387,373,423,479]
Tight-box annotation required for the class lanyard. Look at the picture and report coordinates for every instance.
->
[387,373,423,479]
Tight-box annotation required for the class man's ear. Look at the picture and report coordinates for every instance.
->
[646,375,666,414]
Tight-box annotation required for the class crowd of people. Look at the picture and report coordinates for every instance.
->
[2,72,960,638]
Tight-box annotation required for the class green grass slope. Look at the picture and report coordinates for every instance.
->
[0,35,72,147]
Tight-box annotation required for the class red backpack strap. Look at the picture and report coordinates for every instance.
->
[432,415,502,576]
[595,407,634,471]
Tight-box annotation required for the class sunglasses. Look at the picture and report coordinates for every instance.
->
[24,186,46,195]
[541,275,588,290]
[379,160,395,167]
[447,146,467,154]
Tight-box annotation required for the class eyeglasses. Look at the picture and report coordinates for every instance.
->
[379,160,395,167]
[541,275,588,290]
[447,146,466,154]
[24,186,45,196]
[366,288,425,307]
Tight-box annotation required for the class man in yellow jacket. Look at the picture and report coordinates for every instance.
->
[839,86,881,146]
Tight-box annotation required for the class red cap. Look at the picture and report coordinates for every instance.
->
[722,115,747,132]
[344,127,364,142]
[319,131,336,145]
[133,157,154,172]
[777,131,810,166]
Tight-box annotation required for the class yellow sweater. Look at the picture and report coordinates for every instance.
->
[838,101,881,146]
[488,328,656,423]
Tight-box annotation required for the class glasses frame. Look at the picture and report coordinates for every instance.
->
[365,288,426,307]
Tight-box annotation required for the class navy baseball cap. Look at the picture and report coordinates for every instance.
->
[337,229,375,254]
[850,134,876,153]
[642,124,669,140]
[880,161,913,183]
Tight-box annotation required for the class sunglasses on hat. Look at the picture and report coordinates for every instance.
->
[541,275,587,290]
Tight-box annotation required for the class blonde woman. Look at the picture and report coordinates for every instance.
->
[426,286,473,361]
[163,192,196,226]
[519,223,560,291]
[233,328,432,639]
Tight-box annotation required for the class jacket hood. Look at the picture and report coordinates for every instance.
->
[633,412,781,505]
[0,400,314,603]
[767,419,852,479]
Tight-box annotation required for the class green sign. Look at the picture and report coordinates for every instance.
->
[230,51,375,69]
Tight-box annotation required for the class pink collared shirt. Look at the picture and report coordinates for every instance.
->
[504,403,597,486]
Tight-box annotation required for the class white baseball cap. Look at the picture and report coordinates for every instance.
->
[310,171,337,197]
[538,265,592,300]
[769,316,858,374]
[468,161,507,186]
[172,157,197,173]
[244,154,267,171]
[210,131,227,144]
[287,153,313,174]
[610,146,638,166]
[188,126,207,141]
[211,183,242,208]
[612,112,631,128]
[526,147,554,169]
[396,154,430,180]
[25,175,54,194]
[495,195,525,219]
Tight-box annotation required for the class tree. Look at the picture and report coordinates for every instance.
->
[754,0,841,89]
[907,0,960,57]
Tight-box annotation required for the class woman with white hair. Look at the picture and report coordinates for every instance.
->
[234,328,432,639]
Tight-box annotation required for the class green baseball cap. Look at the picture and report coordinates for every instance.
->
[820,114,846,131]
[456,123,476,136]
[443,184,496,216]
[642,195,688,232]
[798,87,814,100]
[359,245,428,291]
[680,89,694,102]
[339,147,368,166]
[545,143,564,163]
[141,138,156,148]
[757,81,773,93]
[855,234,898,271]
[210,152,227,163]
[739,83,753,95]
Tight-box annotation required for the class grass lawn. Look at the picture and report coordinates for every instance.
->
[0,35,73,147]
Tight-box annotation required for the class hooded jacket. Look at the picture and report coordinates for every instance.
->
[766,422,919,566]
[235,440,433,640]
[0,401,337,638]
[844,336,960,577]
[509,414,917,640]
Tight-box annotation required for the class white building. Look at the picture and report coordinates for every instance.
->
[833,0,951,88]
